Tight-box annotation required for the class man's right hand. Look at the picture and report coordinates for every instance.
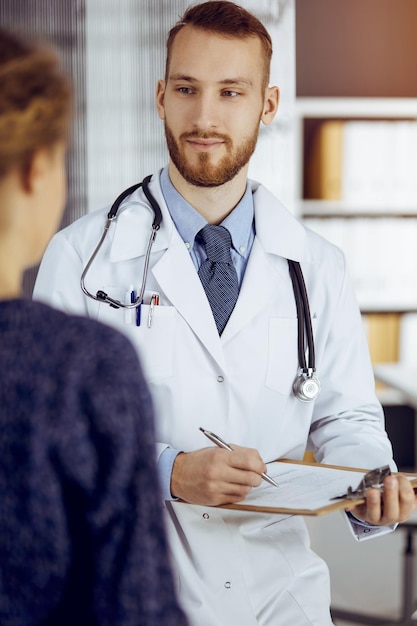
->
[170,445,267,506]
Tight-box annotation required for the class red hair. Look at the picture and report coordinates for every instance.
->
[166,1,273,89]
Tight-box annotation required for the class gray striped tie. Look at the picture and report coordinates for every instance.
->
[197,224,239,335]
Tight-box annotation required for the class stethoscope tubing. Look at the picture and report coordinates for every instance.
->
[79,175,318,394]
[80,176,162,309]
[288,260,316,373]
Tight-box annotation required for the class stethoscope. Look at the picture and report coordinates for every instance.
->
[80,175,321,402]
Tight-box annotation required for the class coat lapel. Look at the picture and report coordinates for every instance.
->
[221,237,279,342]
[222,184,314,343]
[110,175,226,368]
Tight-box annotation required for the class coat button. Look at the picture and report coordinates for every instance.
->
[224,581,231,589]
[217,375,224,383]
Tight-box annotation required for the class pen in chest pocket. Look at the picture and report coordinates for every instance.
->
[147,293,159,328]
[123,286,141,326]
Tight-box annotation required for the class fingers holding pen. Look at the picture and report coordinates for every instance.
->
[199,427,278,487]
[170,445,267,507]
[226,443,267,483]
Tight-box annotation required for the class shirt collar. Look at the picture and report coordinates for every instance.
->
[159,166,254,259]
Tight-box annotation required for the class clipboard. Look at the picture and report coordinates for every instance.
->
[217,459,417,516]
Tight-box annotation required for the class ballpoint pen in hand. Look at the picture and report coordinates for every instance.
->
[199,427,279,488]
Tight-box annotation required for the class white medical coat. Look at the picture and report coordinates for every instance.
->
[34,174,395,626]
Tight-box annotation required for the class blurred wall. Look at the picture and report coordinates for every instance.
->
[296,0,417,97]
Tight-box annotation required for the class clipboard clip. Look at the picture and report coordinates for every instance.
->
[331,465,392,501]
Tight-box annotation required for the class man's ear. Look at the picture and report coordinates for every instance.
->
[156,79,166,120]
[261,86,280,126]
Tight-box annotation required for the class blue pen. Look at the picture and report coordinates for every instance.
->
[131,289,141,326]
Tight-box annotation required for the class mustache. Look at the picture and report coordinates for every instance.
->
[180,130,231,142]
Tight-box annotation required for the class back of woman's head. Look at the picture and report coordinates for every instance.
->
[0,29,71,180]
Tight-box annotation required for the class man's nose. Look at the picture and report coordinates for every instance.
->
[191,93,220,130]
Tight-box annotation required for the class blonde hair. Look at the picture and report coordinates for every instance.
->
[0,29,72,180]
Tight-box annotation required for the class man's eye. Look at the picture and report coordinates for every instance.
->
[222,90,240,98]
[178,87,194,94]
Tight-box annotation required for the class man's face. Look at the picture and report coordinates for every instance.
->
[157,25,271,188]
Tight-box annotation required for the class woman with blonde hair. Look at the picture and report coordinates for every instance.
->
[0,28,187,626]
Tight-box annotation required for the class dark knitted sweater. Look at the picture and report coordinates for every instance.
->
[0,299,187,626]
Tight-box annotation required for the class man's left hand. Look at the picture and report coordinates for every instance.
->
[345,474,417,526]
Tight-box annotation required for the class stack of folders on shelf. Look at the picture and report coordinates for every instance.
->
[306,119,417,205]
[362,312,400,365]
[303,216,417,310]
[361,312,417,388]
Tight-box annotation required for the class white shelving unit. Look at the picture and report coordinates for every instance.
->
[294,97,417,310]
[294,97,417,218]
[294,97,417,406]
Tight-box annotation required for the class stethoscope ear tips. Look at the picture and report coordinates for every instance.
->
[293,371,321,402]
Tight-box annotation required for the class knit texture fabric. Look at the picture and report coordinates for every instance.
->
[0,299,187,626]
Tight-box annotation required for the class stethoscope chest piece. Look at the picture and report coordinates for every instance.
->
[293,370,321,402]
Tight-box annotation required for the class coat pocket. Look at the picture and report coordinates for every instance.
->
[97,286,177,381]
